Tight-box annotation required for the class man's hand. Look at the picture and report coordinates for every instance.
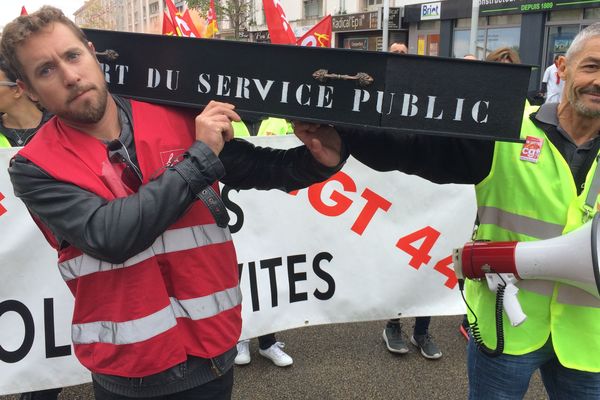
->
[195,101,240,155]
[293,122,342,167]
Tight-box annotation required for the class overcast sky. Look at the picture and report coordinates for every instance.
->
[0,1,85,30]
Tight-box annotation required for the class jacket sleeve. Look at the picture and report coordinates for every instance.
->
[9,141,224,264]
[218,138,347,191]
[338,127,495,185]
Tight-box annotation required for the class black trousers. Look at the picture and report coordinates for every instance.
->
[92,368,234,400]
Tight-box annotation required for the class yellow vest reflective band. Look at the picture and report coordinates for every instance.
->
[470,111,600,372]
[257,117,292,136]
[0,133,10,148]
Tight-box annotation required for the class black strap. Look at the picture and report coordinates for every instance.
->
[196,186,230,228]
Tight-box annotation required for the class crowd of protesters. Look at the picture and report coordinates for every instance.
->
[1,6,599,400]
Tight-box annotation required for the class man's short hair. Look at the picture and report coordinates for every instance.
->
[566,22,600,61]
[0,6,89,83]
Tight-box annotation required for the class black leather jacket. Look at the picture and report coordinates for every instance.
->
[9,96,346,264]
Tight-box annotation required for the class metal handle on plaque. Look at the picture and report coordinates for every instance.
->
[95,49,119,61]
[312,69,374,87]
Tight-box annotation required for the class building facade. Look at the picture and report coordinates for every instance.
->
[75,0,166,34]
[74,0,600,90]
[402,0,600,90]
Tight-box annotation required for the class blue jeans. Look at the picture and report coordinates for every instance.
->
[468,337,600,399]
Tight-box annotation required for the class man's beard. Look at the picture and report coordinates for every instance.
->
[62,83,109,124]
[570,84,600,118]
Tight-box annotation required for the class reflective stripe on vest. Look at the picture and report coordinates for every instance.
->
[59,224,231,281]
[478,206,565,240]
[72,286,241,345]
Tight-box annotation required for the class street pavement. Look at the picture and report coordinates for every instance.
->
[1,316,547,399]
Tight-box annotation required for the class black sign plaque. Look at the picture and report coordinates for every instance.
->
[85,29,531,142]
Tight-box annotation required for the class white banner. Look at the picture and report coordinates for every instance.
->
[0,136,476,394]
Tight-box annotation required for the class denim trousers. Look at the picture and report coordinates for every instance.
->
[93,368,233,400]
[468,337,600,399]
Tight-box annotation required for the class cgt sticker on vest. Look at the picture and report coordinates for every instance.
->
[520,136,544,163]
[160,149,186,167]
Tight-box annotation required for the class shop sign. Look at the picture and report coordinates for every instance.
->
[332,12,379,32]
[252,30,270,42]
[345,38,369,50]
[480,0,600,15]
[378,7,403,30]
[421,2,441,20]
[85,28,532,142]
[238,30,249,39]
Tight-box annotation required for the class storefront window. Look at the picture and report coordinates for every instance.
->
[417,20,440,30]
[548,9,582,21]
[488,14,521,26]
[544,25,579,69]
[455,17,486,29]
[453,27,519,59]
[452,29,484,58]
[485,26,520,55]
[417,33,440,56]
[584,8,600,20]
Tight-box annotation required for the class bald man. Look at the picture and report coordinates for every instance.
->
[389,42,408,54]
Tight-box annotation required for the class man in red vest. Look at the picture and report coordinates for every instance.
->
[2,6,344,399]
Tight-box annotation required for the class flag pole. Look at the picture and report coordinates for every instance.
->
[382,0,389,52]
[469,0,480,56]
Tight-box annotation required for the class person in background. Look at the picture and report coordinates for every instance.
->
[302,22,600,400]
[389,42,408,55]
[0,56,57,400]
[541,54,565,104]
[382,41,442,360]
[486,47,521,64]
[0,57,51,148]
[3,7,344,399]
[231,119,294,368]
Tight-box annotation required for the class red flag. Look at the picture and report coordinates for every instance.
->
[297,15,332,48]
[262,0,296,45]
[204,0,219,38]
[165,0,201,38]
[162,12,176,36]
[20,6,28,15]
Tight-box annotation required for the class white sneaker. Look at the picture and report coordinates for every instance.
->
[234,340,251,365]
[259,342,293,367]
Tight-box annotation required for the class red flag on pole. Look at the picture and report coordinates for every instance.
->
[165,0,201,38]
[297,15,332,48]
[204,0,219,38]
[162,12,176,36]
[262,0,296,45]
[20,6,28,15]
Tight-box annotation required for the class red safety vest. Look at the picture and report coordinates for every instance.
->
[19,100,241,377]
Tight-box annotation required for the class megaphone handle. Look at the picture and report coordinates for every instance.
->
[502,282,527,327]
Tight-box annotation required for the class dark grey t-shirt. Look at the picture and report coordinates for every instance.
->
[0,110,52,146]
